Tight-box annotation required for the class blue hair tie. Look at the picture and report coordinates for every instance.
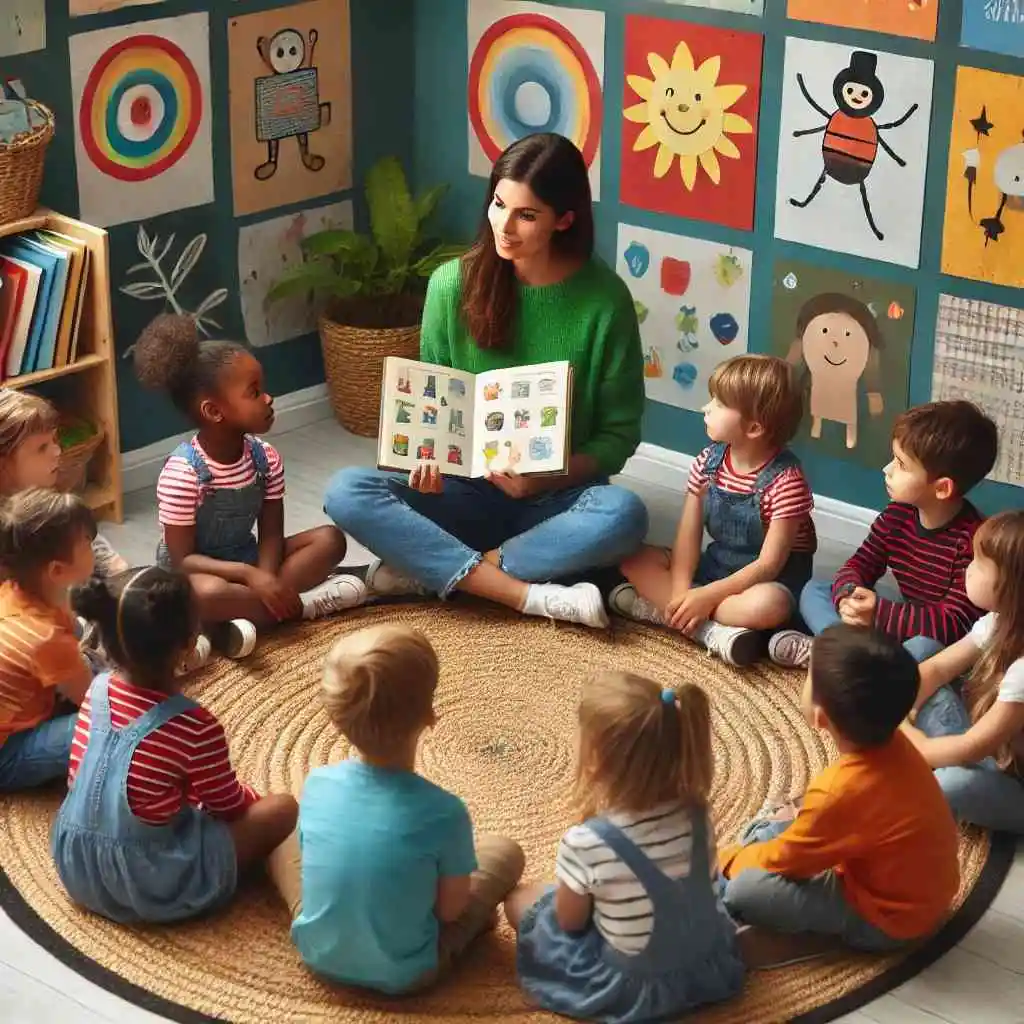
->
[661,688,676,705]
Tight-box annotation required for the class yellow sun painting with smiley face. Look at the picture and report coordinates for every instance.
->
[624,40,753,191]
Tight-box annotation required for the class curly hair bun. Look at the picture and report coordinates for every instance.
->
[71,576,117,624]
[133,313,200,394]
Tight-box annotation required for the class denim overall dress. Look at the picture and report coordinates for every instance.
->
[517,810,745,1023]
[156,436,269,567]
[698,442,814,600]
[51,675,237,924]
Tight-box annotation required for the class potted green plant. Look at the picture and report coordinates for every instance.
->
[266,155,463,437]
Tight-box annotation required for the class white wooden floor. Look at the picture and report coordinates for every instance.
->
[2,416,1022,1023]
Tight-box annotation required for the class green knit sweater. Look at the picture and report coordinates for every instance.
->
[419,258,645,476]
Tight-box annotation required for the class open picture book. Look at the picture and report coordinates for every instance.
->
[377,357,573,478]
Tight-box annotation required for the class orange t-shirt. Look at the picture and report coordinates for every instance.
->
[0,581,90,746]
[719,732,959,940]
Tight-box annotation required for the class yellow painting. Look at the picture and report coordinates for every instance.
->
[940,66,1024,289]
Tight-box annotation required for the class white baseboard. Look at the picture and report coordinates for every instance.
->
[120,384,331,496]
[623,441,876,550]
[121,394,877,550]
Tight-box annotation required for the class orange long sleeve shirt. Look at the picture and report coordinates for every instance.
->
[720,732,959,940]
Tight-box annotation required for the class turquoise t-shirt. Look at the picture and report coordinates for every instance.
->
[291,760,477,993]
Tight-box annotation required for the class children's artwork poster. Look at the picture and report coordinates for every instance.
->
[621,16,762,231]
[68,13,214,227]
[786,0,938,42]
[655,0,763,16]
[940,67,1024,289]
[1,0,45,56]
[616,223,752,413]
[466,0,605,199]
[238,200,353,348]
[70,0,164,17]
[228,0,352,217]
[961,0,1024,59]
[774,39,934,269]
[770,260,915,469]
[932,294,1024,487]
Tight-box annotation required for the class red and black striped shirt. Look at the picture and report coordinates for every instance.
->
[832,502,984,645]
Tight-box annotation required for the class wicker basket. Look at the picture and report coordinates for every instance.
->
[0,100,55,226]
[319,315,421,437]
[56,421,104,493]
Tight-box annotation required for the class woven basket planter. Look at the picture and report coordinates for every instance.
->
[319,315,420,437]
[56,420,104,493]
[0,100,55,226]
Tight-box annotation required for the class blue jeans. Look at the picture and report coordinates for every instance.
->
[323,467,649,596]
[0,714,76,791]
[724,816,902,952]
[799,578,945,663]
[917,685,1024,834]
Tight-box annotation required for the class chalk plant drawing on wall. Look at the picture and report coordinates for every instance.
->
[119,225,228,354]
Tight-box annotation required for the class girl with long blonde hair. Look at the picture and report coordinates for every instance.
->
[504,671,744,1023]
[904,510,1024,832]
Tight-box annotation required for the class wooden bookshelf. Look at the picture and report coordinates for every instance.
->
[0,209,123,523]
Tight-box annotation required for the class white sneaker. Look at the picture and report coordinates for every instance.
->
[302,575,367,619]
[176,635,212,676]
[608,583,665,625]
[210,619,258,659]
[768,630,812,669]
[365,558,430,598]
[524,582,609,629]
[691,621,763,667]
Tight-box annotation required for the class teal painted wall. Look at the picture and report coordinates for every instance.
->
[412,0,1024,515]
[4,0,414,450]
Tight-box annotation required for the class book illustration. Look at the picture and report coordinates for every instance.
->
[448,408,465,435]
[422,405,438,425]
[490,439,523,474]
[540,406,558,428]
[440,396,448,407]
[395,400,414,424]
[485,411,505,431]
[423,374,437,398]
[397,369,412,393]
[483,381,502,401]
[538,376,557,395]
[449,378,466,399]
[416,438,436,460]
[447,444,464,466]
[529,436,554,460]
[392,433,409,457]
[510,380,530,399]
[482,440,500,467]
[514,408,531,429]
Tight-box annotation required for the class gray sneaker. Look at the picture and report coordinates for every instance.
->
[608,583,665,625]
[768,630,812,669]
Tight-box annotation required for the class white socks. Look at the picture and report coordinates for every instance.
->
[521,582,609,629]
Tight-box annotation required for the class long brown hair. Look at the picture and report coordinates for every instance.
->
[460,133,594,351]
[966,511,1024,769]
[574,672,713,819]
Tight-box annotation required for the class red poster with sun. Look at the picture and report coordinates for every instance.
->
[620,15,762,231]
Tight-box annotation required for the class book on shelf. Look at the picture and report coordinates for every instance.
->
[0,227,91,380]
[377,357,573,478]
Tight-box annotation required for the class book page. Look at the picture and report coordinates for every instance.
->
[470,360,571,477]
[378,357,476,477]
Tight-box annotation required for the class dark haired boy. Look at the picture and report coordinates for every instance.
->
[770,400,998,669]
[720,625,959,950]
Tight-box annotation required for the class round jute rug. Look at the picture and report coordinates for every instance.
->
[0,603,1013,1024]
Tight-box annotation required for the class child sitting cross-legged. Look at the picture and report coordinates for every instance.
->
[770,400,997,670]
[904,510,1024,834]
[53,566,297,924]
[0,488,97,791]
[611,354,815,666]
[270,624,525,994]
[721,624,959,952]
[133,314,366,662]
[504,671,745,1024]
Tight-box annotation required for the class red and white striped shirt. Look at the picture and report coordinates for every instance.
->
[687,445,817,552]
[157,436,285,528]
[68,675,259,825]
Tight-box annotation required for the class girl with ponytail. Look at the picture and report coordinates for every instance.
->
[52,566,296,924]
[504,671,744,1023]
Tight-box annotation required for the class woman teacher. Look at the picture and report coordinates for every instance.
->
[324,133,648,627]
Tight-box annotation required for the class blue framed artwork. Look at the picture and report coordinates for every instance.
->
[961,0,1024,59]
